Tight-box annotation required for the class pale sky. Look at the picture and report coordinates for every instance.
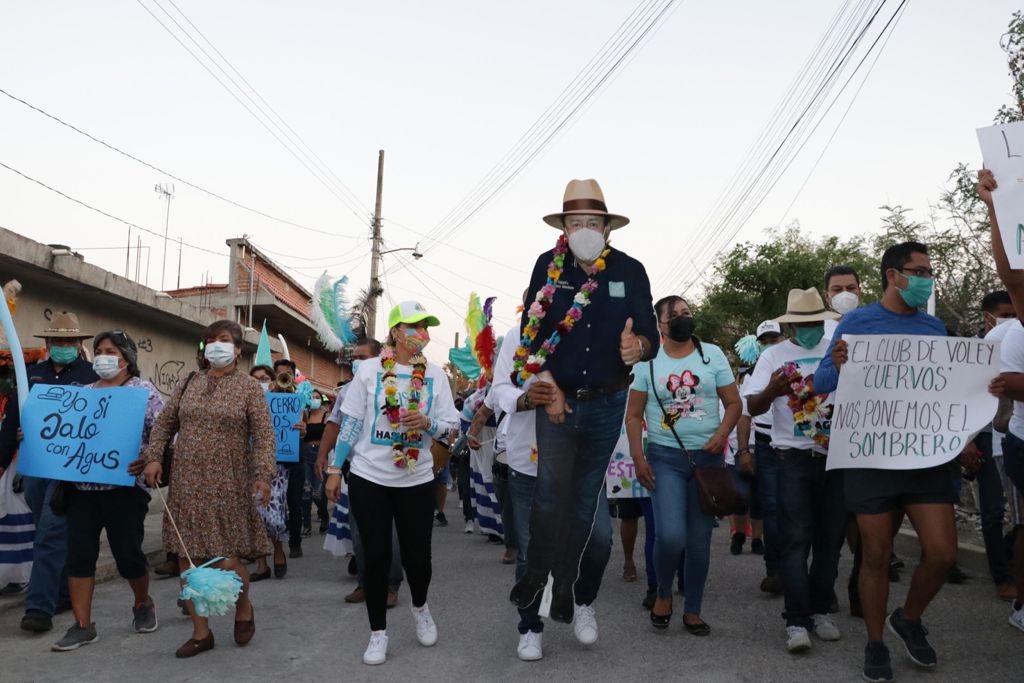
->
[1,1,1019,365]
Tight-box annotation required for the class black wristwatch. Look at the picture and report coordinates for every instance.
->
[522,393,532,411]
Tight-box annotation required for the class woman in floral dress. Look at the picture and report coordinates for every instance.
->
[143,320,275,658]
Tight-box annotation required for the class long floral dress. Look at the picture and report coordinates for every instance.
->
[144,368,275,559]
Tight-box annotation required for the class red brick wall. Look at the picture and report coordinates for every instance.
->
[236,254,310,318]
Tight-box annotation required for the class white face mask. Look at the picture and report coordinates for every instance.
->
[260,381,271,392]
[92,354,123,380]
[204,341,237,368]
[830,291,860,316]
[566,227,607,263]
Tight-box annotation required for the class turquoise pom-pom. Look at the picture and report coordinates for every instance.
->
[734,334,761,366]
[180,560,243,617]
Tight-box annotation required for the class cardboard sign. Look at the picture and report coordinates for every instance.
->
[18,384,147,486]
[606,421,650,498]
[977,121,1024,268]
[827,335,999,470]
[266,393,303,462]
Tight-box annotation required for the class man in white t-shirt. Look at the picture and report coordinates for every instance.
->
[998,317,1024,634]
[743,288,846,654]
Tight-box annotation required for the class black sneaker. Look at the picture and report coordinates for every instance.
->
[730,532,745,555]
[642,587,657,610]
[889,553,905,570]
[887,608,937,668]
[289,546,303,559]
[51,623,99,652]
[20,609,53,633]
[347,556,358,576]
[435,511,449,527]
[946,563,968,584]
[751,539,765,555]
[132,596,158,633]
[760,575,784,595]
[863,641,893,682]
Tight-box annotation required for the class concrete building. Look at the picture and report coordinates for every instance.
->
[0,227,340,396]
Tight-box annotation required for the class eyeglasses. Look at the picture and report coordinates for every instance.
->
[899,267,935,279]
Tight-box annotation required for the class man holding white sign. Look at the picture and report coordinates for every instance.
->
[815,241,1003,682]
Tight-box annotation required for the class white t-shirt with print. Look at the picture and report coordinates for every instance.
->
[742,337,833,453]
[998,321,1024,441]
[341,356,460,487]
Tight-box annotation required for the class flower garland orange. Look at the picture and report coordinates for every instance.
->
[381,348,428,472]
[781,361,830,448]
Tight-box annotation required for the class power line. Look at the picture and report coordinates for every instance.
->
[0,159,229,257]
[135,0,370,223]
[0,87,362,241]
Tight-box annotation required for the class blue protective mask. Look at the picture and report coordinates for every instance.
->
[49,345,79,365]
[309,398,322,411]
[793,325,825,350]
[896,273,934,309]
[351,359,363,376]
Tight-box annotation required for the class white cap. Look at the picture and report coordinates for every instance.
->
[756,320,782,340]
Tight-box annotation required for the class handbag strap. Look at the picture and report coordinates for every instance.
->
[647,360,694,466]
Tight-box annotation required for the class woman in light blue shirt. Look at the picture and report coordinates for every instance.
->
[625,295,741,635]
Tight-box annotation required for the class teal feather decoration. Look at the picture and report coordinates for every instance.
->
[735,334,761,365]
[180,557,243,617]
[312,273,356,352]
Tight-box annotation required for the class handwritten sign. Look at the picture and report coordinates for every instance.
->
[18,384,147,486]
[827,335,999,470]
[978,121,1024,268]
[266,393,303,462]
[606,421,650,498]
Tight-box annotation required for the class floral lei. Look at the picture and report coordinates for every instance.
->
[381,347,428,473]
[511,235,610,386]
[780,361,830,448]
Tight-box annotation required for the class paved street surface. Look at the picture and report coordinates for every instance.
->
[2,497,1022,682]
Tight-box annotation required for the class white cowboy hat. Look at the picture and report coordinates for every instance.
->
[543,179,629,230]
[774,288,841,324]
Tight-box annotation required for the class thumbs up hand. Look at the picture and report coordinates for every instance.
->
[620,317,642,366]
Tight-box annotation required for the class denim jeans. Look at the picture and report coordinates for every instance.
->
[524,390,626,592]
[754,436,781,577]
[508,467,611,633]
[350,498,404,590]
[646,443,717,614]
[640,497,685,591]
[23,477,69,615]
[776,448,847,628]
[974,432,1011,584]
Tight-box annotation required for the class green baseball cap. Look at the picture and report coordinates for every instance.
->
[387,300,440,329]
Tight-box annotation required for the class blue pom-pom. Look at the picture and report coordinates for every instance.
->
[734,334,761,366]
[180,559,243,617]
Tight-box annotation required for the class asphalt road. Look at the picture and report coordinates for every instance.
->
[2,497,1022,682]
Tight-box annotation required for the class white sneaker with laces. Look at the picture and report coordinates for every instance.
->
[573,603,598,645]
[812,613,841,641]
[786,625,812,653]
[363,630,388,665]
[464,521,474,534]
[411,604,438,646]
[1010,604,1024,634]
[517,631,543,661]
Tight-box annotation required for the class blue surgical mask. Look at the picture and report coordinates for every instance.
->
[896,273,933,309]
[351,359,363,376]
[204,341,236,368]
[309,398,322,410]
[92,354,122,379]
[793,325,825,350]
[49,345,79,365]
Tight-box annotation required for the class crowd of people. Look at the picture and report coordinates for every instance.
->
[0,174,1023,682]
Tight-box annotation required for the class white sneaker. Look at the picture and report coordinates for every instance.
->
[786,625,812,653]
[464,521,474,534]
[812,613,841,641]
[363,630,388,665]
[573,603,598,645]
[411,604,438,646]
[1010,604,1024,634]
[517,631,543,661]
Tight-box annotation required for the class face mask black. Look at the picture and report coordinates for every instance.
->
[667,315,696,343]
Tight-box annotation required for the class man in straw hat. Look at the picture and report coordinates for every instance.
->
[507,179,658,641]
[743,288,846,655]
[0,312,98,634]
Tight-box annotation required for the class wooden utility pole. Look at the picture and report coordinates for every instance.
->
[366,150,385,339]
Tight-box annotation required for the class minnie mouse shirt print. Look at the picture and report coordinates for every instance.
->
[631,343,734,451]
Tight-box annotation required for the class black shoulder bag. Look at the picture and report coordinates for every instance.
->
[647,360,747,517]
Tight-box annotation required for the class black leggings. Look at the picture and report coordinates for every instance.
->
[348,474,434,631]
[66,486,149,579]
[286,462,304,549]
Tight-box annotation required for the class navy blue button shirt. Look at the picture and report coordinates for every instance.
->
[0,357,99,469]
[521,246,659,392]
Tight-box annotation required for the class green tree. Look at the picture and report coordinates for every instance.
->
[995,10,1024,124]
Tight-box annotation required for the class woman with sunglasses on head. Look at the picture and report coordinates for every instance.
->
[325,301,460,666]
[142,320,275,658]
[51,330,165,652]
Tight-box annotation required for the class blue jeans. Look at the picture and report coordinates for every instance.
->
[754,437,781,577]
[524,390,626,591]
[776,448,847,628]
[974,432,1011,584]
[23,477,69,615]
[646,443,717,614]
[509,467,611,633]
[640,497,685,591]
